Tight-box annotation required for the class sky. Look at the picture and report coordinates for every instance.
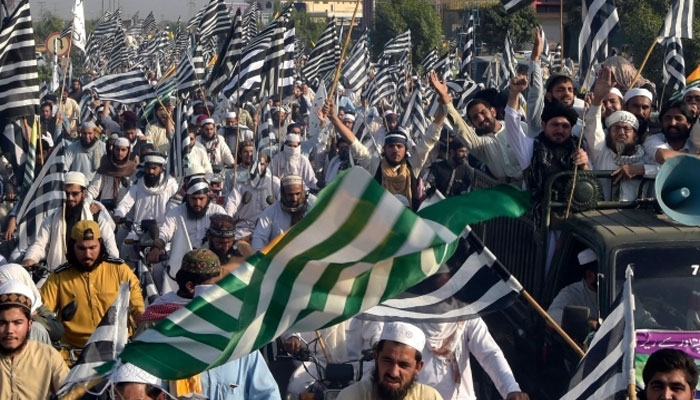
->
[29,0,213,22]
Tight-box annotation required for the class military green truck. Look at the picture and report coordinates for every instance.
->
[467,168,700,399]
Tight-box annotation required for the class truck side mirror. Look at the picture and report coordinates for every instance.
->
[561,306,590,345]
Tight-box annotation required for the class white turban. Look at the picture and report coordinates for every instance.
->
[606,110,639,131]
[623,88,653,104]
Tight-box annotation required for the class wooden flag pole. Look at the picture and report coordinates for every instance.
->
[628,383,637,400]
[315,330,334,364]
[628,39,659,90]
[521,290,586,357]
[328,0,361,99]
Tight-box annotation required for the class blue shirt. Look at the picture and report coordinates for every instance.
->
[201,351,281,400]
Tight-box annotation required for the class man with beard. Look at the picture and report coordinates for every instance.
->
[21,171,119,269]
[505,75,589,208]
[252,175,315,252]
[221,111,255,154]
[324,135,353,184]
[547,249,599,325]
[644,100,696,165]
[430,72,523,180]
[269,125,318,190]
[623,88,654,137]
[336,321,443,400]
[113,152,179,255]
[86,137,138,210]
[185,130,214,174]
[226,154,280,241]
[40,220,144,349]
[584,67,657,200]
[197,118,235,167]
[425,137,473,197]
[145,102,174,154]
[68,78,83,102]
[0,280,68,399]
[683,86,700,118]
[65,121,106,181]
[138,248,281,400]
[39,101,61,140]
[206,214,246,264]
[601,87,624,121]
[271,105,291,145]
[147,177,226,264]
[225,140,256,194]
[527,27,583,136]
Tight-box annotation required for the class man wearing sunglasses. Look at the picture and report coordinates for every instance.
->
[20,171,118,270]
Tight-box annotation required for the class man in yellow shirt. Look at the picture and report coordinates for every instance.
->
[337,322,443,400]
[0,280,68,399]
[40,220,144,349]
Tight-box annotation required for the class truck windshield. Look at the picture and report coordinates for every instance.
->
[614,246,700,330]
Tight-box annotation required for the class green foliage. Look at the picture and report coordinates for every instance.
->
[371,0,443,64]
[479,5,538,53]
[290,10,326,49]
[565,0,700,94]
[33,13,66,47]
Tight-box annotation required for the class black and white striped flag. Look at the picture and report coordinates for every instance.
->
[0,121,28,174]
[168,103,190,178]
[57,283,130,395]
[499,32,517,87]
[552,43,563,72]
[208,9,244,97]
[361,228,522,322]
[242,2,260,42]
[341,29,369,92]
[214,0,232,38]
[662,37,686,93]
[433,49,456,79]
[539,25,551,66]
[400,87,430,141]
[501,0,534,13]
[187,6,206,32]
[460,14,475,79]
[560,266,636,400]
[176,45,205,97]
[83,70,156,104]
[262,7,296,99]
[364,65,400,107]
[141,11,157,36]
[14,139,66,255]
[302,18,339,88]
[421,49,439,73]
[658,0,694,40]
[137,262,160,307]
[381,30,411,57]
[221,34,272,101]
[0,0,39,123]
[107,27,128,73]
[578,0,620,90]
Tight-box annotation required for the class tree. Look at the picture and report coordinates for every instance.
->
[290,9,326,50]
[371,0,443,64]
[33,13,66,46]
[479,5,539,53]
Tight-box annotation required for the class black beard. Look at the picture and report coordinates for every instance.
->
[636,117,649,134]
[144,173,161,188]
[372,366,417,400]
[452,156,466,165]
[185,199,209,219]
[80,137,98,149]
[66,200,84,216]
[0,331,29,356]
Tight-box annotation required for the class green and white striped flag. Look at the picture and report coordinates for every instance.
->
[115,167,529,379]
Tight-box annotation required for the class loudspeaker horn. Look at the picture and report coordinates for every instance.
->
[655,154,700,226]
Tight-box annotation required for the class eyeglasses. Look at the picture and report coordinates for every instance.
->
[65,190,82,198]
[610,125,635,133]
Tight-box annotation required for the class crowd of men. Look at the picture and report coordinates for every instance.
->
[0,24,699,400]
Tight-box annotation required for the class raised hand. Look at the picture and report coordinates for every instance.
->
[592,66,614,106]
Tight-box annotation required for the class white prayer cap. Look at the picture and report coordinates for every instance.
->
[184,164,206,178]
[143,152,167,165]
[226,111,237,119]
[186,176,210,195]
[623,88,653,104]
[683,86,700,97]
[0,280,35,312]
[342,113,356,122]
[338,83,345,92]
[281,174,303,187]
[384,109,397,118]
[285,133,301,143]
[609,87,623,99]
[113,363,162,386]
[81,121,97,130]
[65,171,89,188]
[606,110,639,131]
[201,118,216,126]
[294,80,303,86]
[577,249,598,266]
[379,322,426,353]
[114,137,130,148]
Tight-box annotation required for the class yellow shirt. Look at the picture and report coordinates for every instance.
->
[336,378,444,400]
[0,340,69,399]
[40,259,145,348]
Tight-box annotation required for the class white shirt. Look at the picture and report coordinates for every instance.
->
[159,202,227,248]
[197,134,235,166]
[187,143,214,174]
[547,279,598,324]
[225,174,281,240]
[114,176,179,228]
[86,173,132,204]
[418,319,521,400]
[269,151,318,190]
[643,132,697,165]
[65,140,106,182]
[251,195,316,252]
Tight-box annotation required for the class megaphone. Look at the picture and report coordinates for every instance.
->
[655,154,700,226]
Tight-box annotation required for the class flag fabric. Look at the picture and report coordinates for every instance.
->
[552,43,563,72]
[578,0,620,90]
[20,117,37,194]
[0,0,39,123]
[221,34,272,101]
[421,49,439,73]
[71,0,87,53]
[657,0,694,40]
[176,49,202,97]
[208,9,244,96]
[167,103,190,178]
[161,216,193,294]
[59,21,72,39]
[262,7,296,99]
[213,0,232,38]
[107,26,128,73]
[242,2,260,42]
[0,121,28,174]
[381,30,411,57]
[360,227,522,322]
[662,37,686,93]
[112,167,529,380]
[460,15,475,79]
[561,266,636,400]
[142,11,157,36]
[83,70,156,104]
[13,139,67,256]
[138,262,160,307]
[364,65,400,108]
[302,18,340,88]
[433,49,455,79]
[400,87,430,140]
[341,29,369,93]
[501,0,534,13]
[58,283,130,395]
[500,32,517,85]
[539,25,551,66]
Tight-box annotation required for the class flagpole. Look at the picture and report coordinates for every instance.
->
[628,40,658,90]
[628,384,637,400]
[328,0,361,99]
[564,104,588,219]
[521,290,585,357]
